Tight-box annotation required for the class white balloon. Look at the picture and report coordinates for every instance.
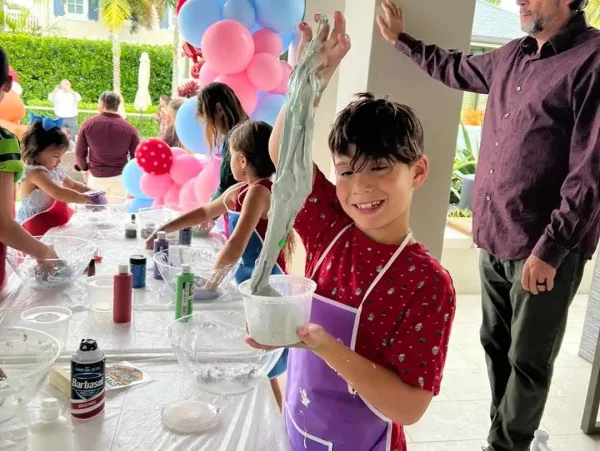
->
[11,82,22,97]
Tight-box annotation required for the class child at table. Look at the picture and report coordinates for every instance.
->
[196,82,248,203]
[0,47,57,289]
[146,120,293,408]
[17,116,97,235]
[246,12,456,451]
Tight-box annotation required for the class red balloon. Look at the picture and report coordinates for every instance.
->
[191,61,203,79]
[8,67,18,83]
[135,138,174,175]
[175,0,187,15]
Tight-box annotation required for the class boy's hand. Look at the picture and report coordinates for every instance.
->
[377,0,404,45]
[245,324,336,353]
[145,232,157,250]
[296,11,351,96]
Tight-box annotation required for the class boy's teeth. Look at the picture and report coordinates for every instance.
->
[356,201,382,210]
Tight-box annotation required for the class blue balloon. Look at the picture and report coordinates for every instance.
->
[249,22,261,33]
[223,0,256,29]
[254,0,305,34]
[280,29,296,51]
[251,93,286,125]
[175,97,210,155]
[179,0,223,47]
[127,197,154,213]
[122,159,148,199]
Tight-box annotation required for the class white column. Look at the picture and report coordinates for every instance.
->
[335,0,477,259]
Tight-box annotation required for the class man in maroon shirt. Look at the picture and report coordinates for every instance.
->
[76,91,139,197]
[378,0,599,450]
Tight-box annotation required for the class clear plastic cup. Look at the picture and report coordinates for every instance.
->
[84,275,114,312]
[20,306,72,349]
[239,275,317,346]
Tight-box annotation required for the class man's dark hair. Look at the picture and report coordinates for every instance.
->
[570,0,588,11]
[0,47,9,85]
[99,91,121,112]
[328,93,424,170]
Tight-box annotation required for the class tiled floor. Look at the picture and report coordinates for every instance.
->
[405,294,600,450]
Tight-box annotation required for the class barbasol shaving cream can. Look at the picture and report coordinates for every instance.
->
[71,339,105,420]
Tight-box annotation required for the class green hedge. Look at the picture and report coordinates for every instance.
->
[24,107,159,139]
[0,33,172,104]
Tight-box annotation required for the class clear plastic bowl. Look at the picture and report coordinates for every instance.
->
[84,274,114,312]
[240,275,317,346]
[153,245,236,297]
[0,326,61,423]
[6,235,97,290]
[167,311,283,396]
[20,306,72,349]
[74,196,130,229]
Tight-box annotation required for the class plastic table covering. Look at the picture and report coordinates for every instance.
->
[0,216,291,451]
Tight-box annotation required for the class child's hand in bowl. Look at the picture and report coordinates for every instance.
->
[246,324,334,352]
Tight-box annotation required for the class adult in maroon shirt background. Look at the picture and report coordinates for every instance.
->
[75,91,140,197]
[378,0,599,450]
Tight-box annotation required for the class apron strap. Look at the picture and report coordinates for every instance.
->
[310,223,353,279]
[221,182,246,211]
[359,230,413,307]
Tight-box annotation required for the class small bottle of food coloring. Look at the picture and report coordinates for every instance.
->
[153,231,169,280]
[124,222,137,239]
[179,227,192,246]
[113,265,132,323]
[130,255,146,289]
[86,259,96,277]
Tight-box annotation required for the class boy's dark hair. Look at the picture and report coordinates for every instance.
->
[21,121,70,165]
[99,91,121,112]
[0,47,9,85]
[229,120,275,179]
[328,93,424,170]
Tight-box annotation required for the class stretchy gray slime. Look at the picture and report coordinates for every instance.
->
[249,15,327,297]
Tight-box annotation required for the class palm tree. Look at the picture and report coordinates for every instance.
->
[100,0,172,95]
[588,0,600,26]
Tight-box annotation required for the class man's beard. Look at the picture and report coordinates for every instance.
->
[521,13,554,35]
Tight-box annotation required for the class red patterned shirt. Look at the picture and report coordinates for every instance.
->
[294,169,456,451]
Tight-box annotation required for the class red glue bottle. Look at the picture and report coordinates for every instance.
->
[113,264,132,323]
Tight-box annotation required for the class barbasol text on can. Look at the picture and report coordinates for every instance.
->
[71,339,105,420]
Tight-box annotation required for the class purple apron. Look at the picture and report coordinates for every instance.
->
[284,224,413,451]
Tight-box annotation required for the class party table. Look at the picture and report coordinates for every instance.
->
[0,216,291,451]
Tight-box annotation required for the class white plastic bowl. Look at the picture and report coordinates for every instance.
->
[0,327,61,423]
[240,275,317,346]
[20,306,72,349]
[167,311,282,396]
[84,274,114,312]
[6,235,96,290]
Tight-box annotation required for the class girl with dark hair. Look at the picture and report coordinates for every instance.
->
[196,82,248,201]
[0,47,58,288]
[17,116,97,235]
[145,120,293,408]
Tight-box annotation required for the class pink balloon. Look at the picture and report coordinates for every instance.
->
[164,184,182,206]
[171,147,187,157]
[252,29,283,56]
[201,20,255,75]
[246,53,284,92]
[271,61,292,94]
[179,179,198,210]
[194,166,218,204]
[216,73,258,115]
[140,173,174,199]
[170,154,205,185]
[152,197,165,208]
[198,63,220,87]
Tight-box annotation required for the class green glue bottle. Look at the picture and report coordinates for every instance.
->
[175,264,194,320]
